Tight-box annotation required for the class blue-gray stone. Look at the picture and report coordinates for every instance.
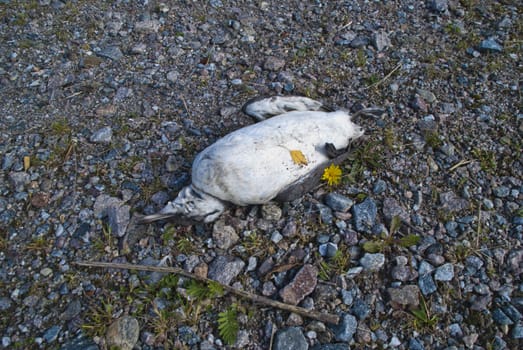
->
[478,38,503,53]
[418,274,437,295]
[359,253,385,271]
[97,46,124,60]
[350,36,369,48]
[492,308,514,325]
[60,336,99,350]
[503,304,522,322]
[465,256,484,275]
[43,325,61,343]
[61,299,81,321]
[491,335,506,350]
[324,193,354,212]
[448,323,463,338]
[319,242,338,258]
[273,327,308,350]
[493,186,510,198]
[445,221,458,237]
[208,255,245,286]
[151,191,170,206]
[90,126,113,143]
[435,263,454,281]
[352,198,377,233]
[511,323,523,339]
[0,297,12,311]
[373,179,387,194]
[331,313,357,342]
[340,289,354,306]
[429,0,448,13]
[316,203,333,225]
[351,298,370,320]
[409,338,425,350]
[178,325,201,345]
[311,344,347,350]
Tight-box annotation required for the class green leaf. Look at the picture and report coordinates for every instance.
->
[207,281,224,298]
[390,216,401,234]
[218,305,239,345]
[398,234,421,248]
[362,241,383,253]
[187,280,209,300]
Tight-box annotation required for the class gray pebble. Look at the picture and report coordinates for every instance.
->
[492,308,514,325]
[493,186,510,198]
[331,313,357,342]
[319,242,338,258]
[418,273,437,295]
[372,180,387,194]
[434,263,454,281]
[208,255,245,285]
[90,126,113,143]
[97,46,123,61]
[359,253,385,271]
[511,323,523,339]
[324,193,354,212]
[478,38,503,53]
[372,31,391,51]
[352,198,377,233]
[316,203,333,225]
[43,325,61,343]
[273,327,308,350]
[106,316,140,350]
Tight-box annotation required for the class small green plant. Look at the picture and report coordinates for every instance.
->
[82,299,115,337]
[424,130,442,149]
[176,237,193,254]
[186,280,224,301]
[355,49,366,67]
[317,244,351,280]
[365,74,380,86]
[218,304,240,345]
[411,297,439,330]
[362,216,421,253]
[472,148,497,173]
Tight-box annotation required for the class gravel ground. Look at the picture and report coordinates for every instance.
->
[0,0,522,349]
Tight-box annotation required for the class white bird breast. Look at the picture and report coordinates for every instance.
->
[191,110,363,206]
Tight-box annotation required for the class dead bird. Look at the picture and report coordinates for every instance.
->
[139,96,365,224]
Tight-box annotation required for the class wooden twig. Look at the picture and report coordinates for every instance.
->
[364,63,402,90]
[75,261,340,325]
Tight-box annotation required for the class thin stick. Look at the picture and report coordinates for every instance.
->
[364,63,402,90]
[180,96,192,119]
[448,159,472,172]
[75,261,340,325]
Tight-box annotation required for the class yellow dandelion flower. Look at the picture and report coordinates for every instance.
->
[322,164,342,186]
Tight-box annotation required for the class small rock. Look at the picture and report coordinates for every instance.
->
[316,203,333,224]
[55,335,99,350]
[178,325,200,345]
[448,323,463,338]
[373,180,387,194]
[429,0,448,13]
[273,327,308,350]
[388,285,420,307]
[492,308,514,325]
[97,46,123,61]
[134,19,161,33]
[8,171,30,191]
[106,316,140,350]
[319,242,338,258]
[493,186,510,198]
[166,70,179,83]
[418,274,437,295]
[271,230,283,244]
[382,197,410,223]
[350,36,369,48]
[324,193,354,212]
[511,323,523,339]
[131,43,147,54]
[31,192,50,208]
[212,220,239,250]
[463,333,478,348]
[352,198,377,233]
[208,255,245,285]
[478,38,503,53]
[409,338,425,350]
[261,202,282,221]
[279,264,318,305]
[372,31,391,51]
[94,195,130,237]
[43,325,61,343]
[264,56,286,71]
[416,89,437,103]
[434,263,454,281]
[410,95,428,113]
[439,191,468,213]
[331,313,357,342]
[351,299,370,320]
[359,253,385,271]
[90,126,113,143]
[61,299,82,321]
